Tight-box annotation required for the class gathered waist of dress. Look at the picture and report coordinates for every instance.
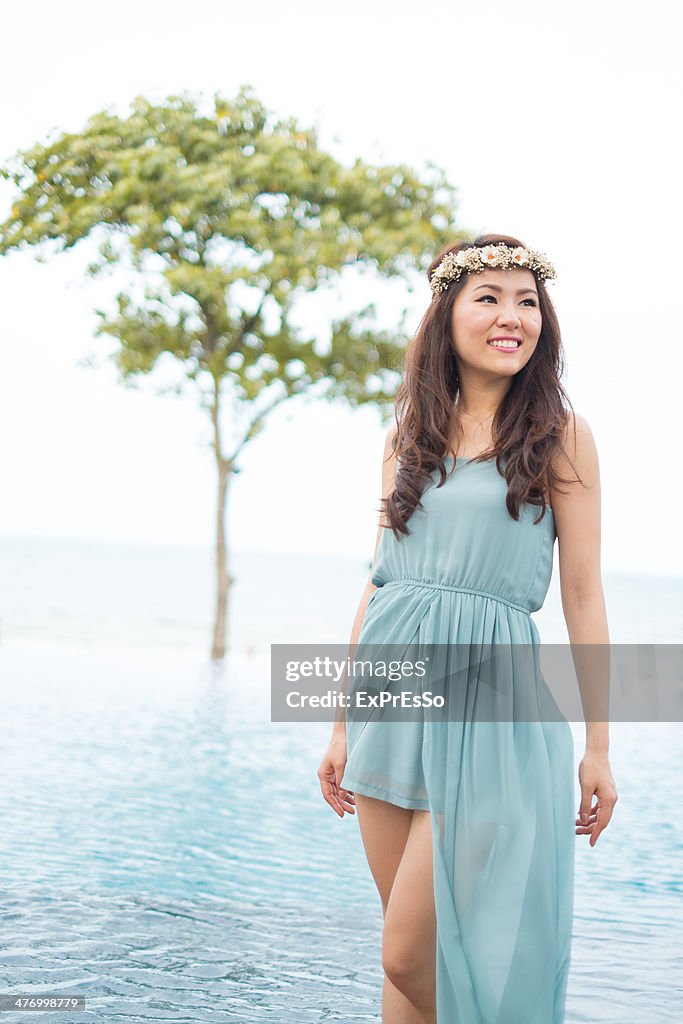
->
[378,578,532,616]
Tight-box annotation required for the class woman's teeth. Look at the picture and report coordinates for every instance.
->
[487,340,520,349]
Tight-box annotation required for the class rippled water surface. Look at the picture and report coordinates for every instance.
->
[0,539,681,1021]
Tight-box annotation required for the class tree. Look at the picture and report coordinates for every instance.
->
[0,85,465,660]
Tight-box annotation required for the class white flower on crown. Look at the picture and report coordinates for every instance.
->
[479,244,504,267]
[510,246,530,267]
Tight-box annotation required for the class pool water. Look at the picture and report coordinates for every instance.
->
[0,540,681,1021]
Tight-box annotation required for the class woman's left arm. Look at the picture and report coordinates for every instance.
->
[550,412,619,847]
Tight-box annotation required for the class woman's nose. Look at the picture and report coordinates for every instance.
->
[497,306,521,326]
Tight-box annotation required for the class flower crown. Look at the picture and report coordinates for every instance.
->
[429,243,557,295]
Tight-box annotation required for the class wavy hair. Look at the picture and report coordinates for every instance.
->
[382,233,580,538]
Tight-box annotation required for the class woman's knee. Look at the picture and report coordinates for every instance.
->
[381,924,423,988]
[382,921,436,999]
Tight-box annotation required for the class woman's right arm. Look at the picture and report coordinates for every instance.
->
[317,426,398,816]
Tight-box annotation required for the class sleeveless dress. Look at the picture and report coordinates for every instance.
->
[341,455,575,1024]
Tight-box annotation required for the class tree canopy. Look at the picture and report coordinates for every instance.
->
[0,86,464,450]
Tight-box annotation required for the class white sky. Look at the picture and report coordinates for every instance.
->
[0,0,681,575]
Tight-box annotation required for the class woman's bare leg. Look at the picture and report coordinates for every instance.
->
[355,795,434,1024]
[382,809,437,1024]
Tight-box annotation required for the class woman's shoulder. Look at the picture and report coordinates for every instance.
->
[555,410,595,460]
[550,410,600,488]
[383,424,398,455]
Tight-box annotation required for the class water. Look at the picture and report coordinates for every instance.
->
[0,536,681,1021]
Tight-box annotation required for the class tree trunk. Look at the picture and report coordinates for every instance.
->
[210,377,231,661]
[211,456,230,661]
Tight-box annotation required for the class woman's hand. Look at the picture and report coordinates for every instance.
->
[576,750,618,846]
[318,731,356,818]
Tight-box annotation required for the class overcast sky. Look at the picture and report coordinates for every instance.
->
[1,0,681,575]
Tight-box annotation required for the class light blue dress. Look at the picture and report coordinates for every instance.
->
[341,455,575,1024]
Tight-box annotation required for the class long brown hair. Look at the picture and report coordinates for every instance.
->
[382,233,580,538]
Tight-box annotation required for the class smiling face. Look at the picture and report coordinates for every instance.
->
[450,267,542,381]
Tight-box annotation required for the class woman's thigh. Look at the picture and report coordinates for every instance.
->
[382,810,436,977]
[355,794,414,914]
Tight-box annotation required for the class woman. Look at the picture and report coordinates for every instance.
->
[317,234,618,1024]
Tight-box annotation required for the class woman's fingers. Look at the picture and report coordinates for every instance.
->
[318,762,353,817]
[338,789,356,814]
[575,801,598,836]
[574,795,618,845]
[577,758,619,846]
[327,785,354,817]
[323,783,344,817]
[590,794,617,846]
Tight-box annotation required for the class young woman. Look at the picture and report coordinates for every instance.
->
[317,234,618,1024]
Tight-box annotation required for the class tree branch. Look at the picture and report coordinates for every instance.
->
[229,388,290,461]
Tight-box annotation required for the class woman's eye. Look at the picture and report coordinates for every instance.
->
[477,295,537,307]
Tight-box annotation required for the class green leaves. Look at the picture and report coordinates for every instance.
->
[0,85,463,452]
